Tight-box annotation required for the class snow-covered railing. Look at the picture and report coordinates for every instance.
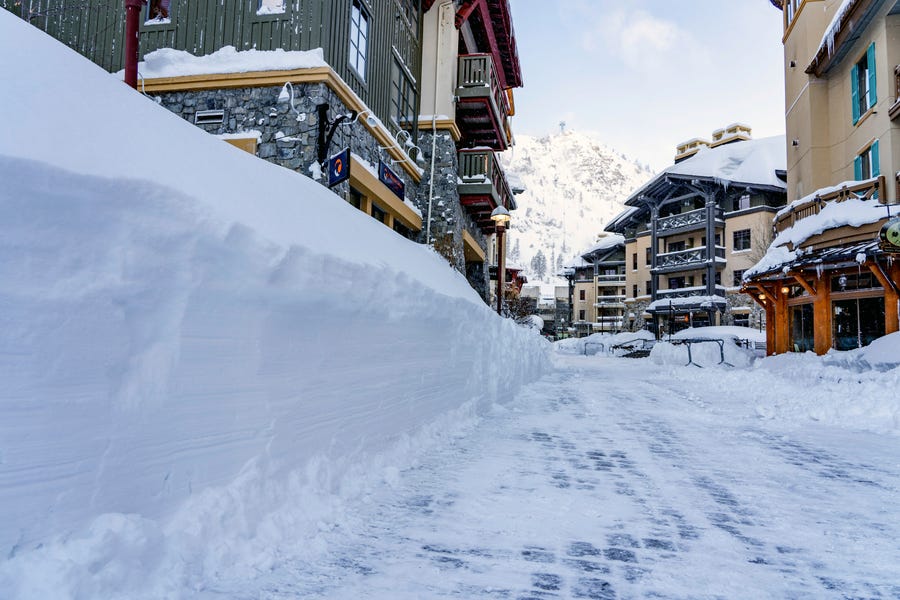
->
[774,176,885,234]
[657,285,727,300]
[657,207,723,234]
[596,273,626,284]
[654,247,725,270]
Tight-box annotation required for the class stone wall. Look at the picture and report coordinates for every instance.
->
[152,83,495,304]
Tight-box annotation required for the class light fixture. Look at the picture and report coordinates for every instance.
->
[838,274,848,290]
[758,293,766,300]
[792,139,800,147]
[490,205,511,227]
[781,285,790,294]
[277,82,309,122]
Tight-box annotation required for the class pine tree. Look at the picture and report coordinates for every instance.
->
[530,250,547,280]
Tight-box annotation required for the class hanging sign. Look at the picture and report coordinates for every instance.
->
[327,147,350,188]
[879,217,900,253]
[378,160,405,200]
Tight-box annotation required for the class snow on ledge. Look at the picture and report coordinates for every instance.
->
[131,46,328,79]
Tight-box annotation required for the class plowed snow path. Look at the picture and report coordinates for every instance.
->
[214,355,900,599]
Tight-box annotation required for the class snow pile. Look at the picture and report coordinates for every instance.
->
[134,45,327,79]
[651,338,756,369]
[555,330,655,355]
[0,12,549,598]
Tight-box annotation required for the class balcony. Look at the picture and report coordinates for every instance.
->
[458,149,514,233]
[656,285,727,300]
[594,295,626,309]
[774,176,885,237]
[456,53,511,150]
[652,246,726,274]
[596,273,626,286]
[656,207,724,237]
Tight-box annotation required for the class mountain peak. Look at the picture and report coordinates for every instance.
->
[500,131,652,283]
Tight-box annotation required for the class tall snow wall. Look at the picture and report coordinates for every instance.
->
[0,11,549,593]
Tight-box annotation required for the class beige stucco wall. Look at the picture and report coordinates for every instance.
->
[625,235,652,301]
[785,0,900,203]
[420,3,458,122]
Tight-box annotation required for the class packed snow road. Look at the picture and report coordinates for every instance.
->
[216,354,900,599]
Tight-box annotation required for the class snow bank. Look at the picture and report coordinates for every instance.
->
[0,13,549,597]
[651,338,756,369]
[555,330,655,355]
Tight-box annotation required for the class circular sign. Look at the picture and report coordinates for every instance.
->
[879,217,900,252]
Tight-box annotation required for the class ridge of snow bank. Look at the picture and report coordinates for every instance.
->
[0,12,550,596]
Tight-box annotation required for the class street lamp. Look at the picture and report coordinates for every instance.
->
[491,205,511,315]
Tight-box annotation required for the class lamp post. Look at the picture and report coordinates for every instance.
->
[491,205,511,315]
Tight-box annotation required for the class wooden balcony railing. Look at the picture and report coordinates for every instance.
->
[654,247,726,271]
[657,207,724,235]
[774,176,885,234]
[456,53,511,149]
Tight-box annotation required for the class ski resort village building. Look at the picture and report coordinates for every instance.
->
[604,128,788,338]
[564,234,628,337]
[746,0,900,355]
[2,0,523,305]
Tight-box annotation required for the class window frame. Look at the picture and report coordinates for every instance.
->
[349,0,371,83]
[389,56,418,131]
[851,43,877,125]
[854,139,880,181]
[733,229,751,252]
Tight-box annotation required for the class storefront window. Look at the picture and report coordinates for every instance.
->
[790,303,814,352]
[832,297,884,350]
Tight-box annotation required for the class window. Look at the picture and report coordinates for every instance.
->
[632,284,638,298]
[146,0,172,22]
[645,281,652,295]
[390,59,417,128]
[349,187,363,209]
[645,247,651,266]
[738,194,750,211]
[371,202,386,224]
[851,43,877,124]
[785,0,800,26]
[397,0,419,36]
[349,0,370,81]
[854,140,880,181]
[733,269,745,287]
[632,253,638,270]
[579,289,586,301]
[733,229,751,252]
[667,241,686,253]
[578,310,586,321]
[257,0,285,14]
[668,277,685,290]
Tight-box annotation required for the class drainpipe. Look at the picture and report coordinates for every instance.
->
[426,0,454,246]
[124,0,146,89]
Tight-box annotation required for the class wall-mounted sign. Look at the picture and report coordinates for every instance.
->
[379,160,405,200]
[327,147,350,188]
[879,217,900,253]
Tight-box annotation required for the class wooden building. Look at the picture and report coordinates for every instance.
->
[747,0,900,354]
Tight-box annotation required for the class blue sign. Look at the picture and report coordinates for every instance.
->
[379,160,405,200]
[327,147,350,188]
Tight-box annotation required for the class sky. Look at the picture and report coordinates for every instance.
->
[508,0,787,171]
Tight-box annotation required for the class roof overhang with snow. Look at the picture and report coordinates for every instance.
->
[806,0,890,77]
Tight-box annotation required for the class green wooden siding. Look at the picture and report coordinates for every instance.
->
[2,0,421,136]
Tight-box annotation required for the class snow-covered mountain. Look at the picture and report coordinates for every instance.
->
[500,130,653,283]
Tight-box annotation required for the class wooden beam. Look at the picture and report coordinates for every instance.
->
[813,275,832,355]
[789,272,817,297]
[869,262,899,334]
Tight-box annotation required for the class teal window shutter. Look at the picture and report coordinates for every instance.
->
[867,43,877,108]
[872,140,880,177]
[851,63,861,124]
[854,155,863,180]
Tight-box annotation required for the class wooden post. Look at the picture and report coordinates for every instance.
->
[869,261,899,334]
[765,302,776,356]
[775,285,790,354]
[813,272,832,355]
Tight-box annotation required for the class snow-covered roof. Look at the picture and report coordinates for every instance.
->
[580,233,625,257]
[133,46,328,79]
[626,136,786,204]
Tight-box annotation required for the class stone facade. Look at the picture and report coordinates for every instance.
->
[151,83,494,303]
